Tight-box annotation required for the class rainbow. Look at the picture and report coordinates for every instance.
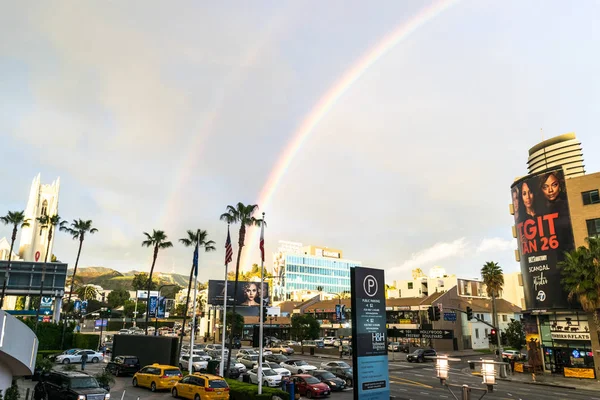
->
[241,0,458,267]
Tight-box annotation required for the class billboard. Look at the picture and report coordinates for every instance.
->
[511,167,576,310]
[208,280,270,307]
[351,267,390,400]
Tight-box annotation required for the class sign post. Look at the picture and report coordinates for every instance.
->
[351,267,389,400]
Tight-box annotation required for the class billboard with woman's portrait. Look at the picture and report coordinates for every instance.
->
[208,280,270,309]
[511,167,576,310]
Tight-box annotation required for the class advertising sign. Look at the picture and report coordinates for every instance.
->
[136,290,159,299]
[94,319,108,328]
[80,300,88,314]
[157,296,166,318]
[443,312,457,322]
[73,300,81,313]
[511,167,576,310]
[390,328,454,339]
[207,280,269,307]
[351,267,389,400]
[148,296,158,318]
[335,304,346,321]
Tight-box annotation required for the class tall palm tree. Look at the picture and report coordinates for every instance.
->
[177,229,216,356]
[60,219,98,305]
[141,230,173,335]
[76,285,99,301]
[0,211,30,308]
[559,237,600,327]
[34,214,62,331]
[481,261,504,353]
[220,202,262,374]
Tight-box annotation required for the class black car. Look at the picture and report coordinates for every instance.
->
[324,366,353,387]
[265,354,288,363]
[106,356,140,376]
[42,370,109,399]
[308,369,346,391]
[407,348,436,363]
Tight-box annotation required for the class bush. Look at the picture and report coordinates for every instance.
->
[94,370,115,389]
[72,334,99,350]
[4,382,20,400]
[62,364,77,371]
[19,319,75,350]
[38,350,62,358]
[35,357,54,373]
[225,379,289,400]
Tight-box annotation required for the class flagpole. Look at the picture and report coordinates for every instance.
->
[189,230,199,376]
[258,212,266,395]
[219,262,228,376]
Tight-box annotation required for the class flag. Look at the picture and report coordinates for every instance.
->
[225,227,233,265]
[193,242,199,277]
[260,222,265,262]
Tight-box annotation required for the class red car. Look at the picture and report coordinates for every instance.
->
[291,374,330,398]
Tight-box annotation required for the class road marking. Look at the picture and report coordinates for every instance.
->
[389,375,433,388]
[440,396,448,398]
[414,373,424,377]
[420,392,429,395]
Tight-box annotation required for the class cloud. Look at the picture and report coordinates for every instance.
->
[389,238,469,275]
[476,237,514,253]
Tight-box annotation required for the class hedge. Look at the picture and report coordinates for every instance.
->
[225,379,289,400]
[72,333,100,350]
[104,320,175,331]
[19,319,76,350]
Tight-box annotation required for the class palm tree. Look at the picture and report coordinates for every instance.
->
[34,214,62,331]
[178,229,216,356]
[141,230,173,335]
[60,219,98,305]
[481,261,504,352]
[559,237,600,327]
[0,211,30,308]
[76,285,99,301]
[220,202,262,374]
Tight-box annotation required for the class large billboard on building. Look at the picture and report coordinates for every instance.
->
[207,280,270,307]
[511,167,576,310]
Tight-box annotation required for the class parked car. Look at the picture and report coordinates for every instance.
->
[322,337,336,346]
[238,354,260,369]
[269,344,294,355]
[248,367,282,387]
[502,350,524,360]
[132,364,182,392]
[280,359,317,374]
[314,340,325,349]
[225,337,242,349]
[407,349,437,363]
[236,349,257,358]
[320,361,350,369]
[291,374,330,398]
[285,340,300,347]
[253,347,272,355]
[308,369,346,391]
[42,370,110,399]
[265,354,288,363]
[388,342,401,352]
[171,373,230,399]
[55,349,103,364]
[48,348,81,362]
[324,366,353,386]
[260,362,291,379]
[119,329,130,335]
[106,355,140,376]
[190,349,212,361]
[179,355,209,372]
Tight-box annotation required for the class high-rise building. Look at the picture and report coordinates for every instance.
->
[271,240,361,301]
[18,174,60,262]
[527,132,585,178]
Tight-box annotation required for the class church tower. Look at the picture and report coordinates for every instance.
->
[18,174,60,262]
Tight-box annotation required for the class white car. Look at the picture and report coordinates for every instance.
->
[261,362,291,378]
[55,349,103,364]
[118,329,130,335]
[321,360,351,369]
[323,337,336,346]
[280,359,317,374]
[179,355,208,372]
[190,349,212,361]
[248,367,282,387]
[236,349,257,358]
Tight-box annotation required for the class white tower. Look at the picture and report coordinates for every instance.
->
[18,174,60,262]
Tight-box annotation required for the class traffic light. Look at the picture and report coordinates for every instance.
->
[262,307,268,323]
[466,306,473,321]
[489,329,497,344]
[427,307,435,321]
[433,305,441,321]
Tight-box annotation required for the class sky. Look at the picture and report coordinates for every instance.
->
[1,1,599,284]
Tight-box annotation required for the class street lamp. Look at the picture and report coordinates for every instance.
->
[155,284,177,336]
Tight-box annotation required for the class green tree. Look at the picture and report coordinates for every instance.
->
[107,288,131,309]
[162,285,182,299]
[34,213,62,332]
[0,211,30,308]
[178,229,216,356]
[59,219,98,306]
[225,311,244,337]
[141,230,173,335]
[131,272,157,291]
[173,303,186,317]
[505,319,526,350]
[481,261,504,351]
[122,300,137,318]
[316,285,324,292]
[291,314,320,341]
[76,285,99,301]
[220,203,263,373]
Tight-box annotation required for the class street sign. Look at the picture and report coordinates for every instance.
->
[443,312,457,322]
[393,328,454,340]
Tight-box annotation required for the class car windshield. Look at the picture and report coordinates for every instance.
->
[124,358,138,365]
[249,355,259,360]
[305,376,320,384]
[296,361,308,366]
[213,345,222,350]
[209,380,228,388]
[263,369,278,376]
[164,369,181,376]
[70,377,99,389]
[412,350,424,355]
[268,363,280,369]
[320,372,336,379]
[337,362,350,368]
[191,356,203,362]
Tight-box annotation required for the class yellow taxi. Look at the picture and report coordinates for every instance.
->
[132,363,183,392]
[171,373,230,400]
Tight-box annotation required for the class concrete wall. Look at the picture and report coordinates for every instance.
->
[565,172,600,247]
[0,311,38,392]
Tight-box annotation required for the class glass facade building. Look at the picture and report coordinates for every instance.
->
[283,254,360,295]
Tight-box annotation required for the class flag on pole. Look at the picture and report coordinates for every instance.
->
[193,241,199,277]
[259,222,265,262]
[225,227,233,265]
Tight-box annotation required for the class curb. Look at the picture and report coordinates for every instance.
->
[498,378,577,390]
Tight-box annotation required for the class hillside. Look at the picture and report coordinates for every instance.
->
[69,267,191,290]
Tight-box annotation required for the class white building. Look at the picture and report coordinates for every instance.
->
[18,174,60,262]
[0,238,21,262]
[391,267,459,298]
[500,271,525,309]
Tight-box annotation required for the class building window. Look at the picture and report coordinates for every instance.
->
[40,200,48,216]
[484,328,488,337]
[408,282,413,290]
[582,190,600,205]
[475,329,479,339]
[502,315,507,322]
[587,218,600,238]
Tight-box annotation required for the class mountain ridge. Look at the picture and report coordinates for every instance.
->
[69,266,192,290]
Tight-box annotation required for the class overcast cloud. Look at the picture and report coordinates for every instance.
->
[1,1,599,283]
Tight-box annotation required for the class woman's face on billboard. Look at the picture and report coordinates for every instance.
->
[512,189,519,212]
[522,182,533,209]
[542,174,560,201]
[245,284,258,301]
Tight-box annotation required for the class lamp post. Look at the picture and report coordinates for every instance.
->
[155,284,177,336]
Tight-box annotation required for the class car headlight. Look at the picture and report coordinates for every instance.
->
[105,395,111,400]
[330,381,337,386]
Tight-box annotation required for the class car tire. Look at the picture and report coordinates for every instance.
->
[172,388,178,398]
[62,359,70,364]
[346,378,352,386]
[306,391,313,399]
[151,382,157,392]
[298,370,303,374]
[280,351,284,354]
[264,381,269,387]
[92,357,99,363]
[132,378,138,387]
[194,395,200,400]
